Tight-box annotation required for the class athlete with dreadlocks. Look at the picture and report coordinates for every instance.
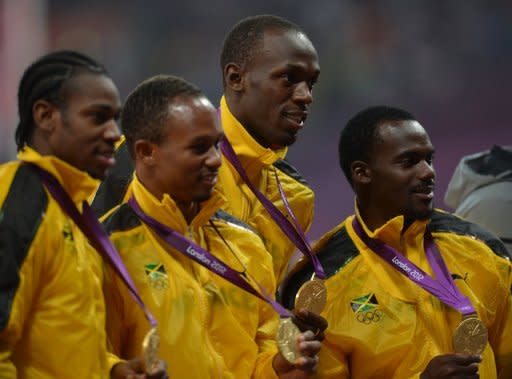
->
[0,50,166,379]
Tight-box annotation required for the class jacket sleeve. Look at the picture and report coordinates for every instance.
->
[0,224,42,376]
[249,238,280,379]
[103,263,132,374]
[251,299,279,379]
[489,257,512,378]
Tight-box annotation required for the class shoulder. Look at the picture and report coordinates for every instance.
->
[280,220,360,309]
[273,158,310,188]
[102,202,141,234]
[1,163,49,238]
[429,209,510,260]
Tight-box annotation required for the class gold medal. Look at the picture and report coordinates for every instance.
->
[453,315,488,355]
[294,278,327,315]
[142,327,160,374]
[276,317,301,364]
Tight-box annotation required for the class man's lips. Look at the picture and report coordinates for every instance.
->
[283,110,308,130]
[200,172,218,185]
[96,150,116,167]
[412,184,435,200]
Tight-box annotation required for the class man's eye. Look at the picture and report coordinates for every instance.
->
[192,145,209,154]
[93,113,108,124]
[401,157,417,167]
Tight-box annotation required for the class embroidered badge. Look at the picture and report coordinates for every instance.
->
[144,263,169,289]
[351,293,382,324]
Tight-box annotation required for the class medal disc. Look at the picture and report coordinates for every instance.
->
[142,327,160,374]
[294,279,327,314]
[453,316,488,355]
[276,317,301,364]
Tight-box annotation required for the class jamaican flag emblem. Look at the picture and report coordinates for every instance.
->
[144,263,168,289]
[351,293,382,324]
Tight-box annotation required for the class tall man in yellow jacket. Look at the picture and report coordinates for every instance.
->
[281,106,512,378]
[217,14,320,283]
[102,75,321,378]
[0,51,157,378]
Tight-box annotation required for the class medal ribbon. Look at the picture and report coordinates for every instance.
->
[29,164,157,327]
[352,217,475,315]
[220,136,325,279]
[128,197,291,318]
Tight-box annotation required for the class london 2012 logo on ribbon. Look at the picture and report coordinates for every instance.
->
[350,293,383,324]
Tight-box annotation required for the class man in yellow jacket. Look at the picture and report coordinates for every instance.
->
[281,106,512,378]
[0,51,156,378]
[92,14,319,285]
[217,14,320,283]
[102,74,321,378]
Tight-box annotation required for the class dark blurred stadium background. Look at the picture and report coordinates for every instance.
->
[1,0,510,239]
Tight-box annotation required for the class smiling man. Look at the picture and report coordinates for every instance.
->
[0,51,123,378]
[281,106,512,378]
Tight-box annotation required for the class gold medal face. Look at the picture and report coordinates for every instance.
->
[453,316,488,355]
[276,317,301,364]
[142,327,160,374]
[294,279,327,315]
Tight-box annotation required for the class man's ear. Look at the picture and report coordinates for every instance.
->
[351,161,371,185]
[32,99,58,133]
[134,140,157,167]
[224,63,244,92]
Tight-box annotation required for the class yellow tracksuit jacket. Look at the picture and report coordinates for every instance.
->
[102,175,280,378]
[218,97,314,283]
[0,148,108,378]
[281,208,512,378]
[92,98,314,284]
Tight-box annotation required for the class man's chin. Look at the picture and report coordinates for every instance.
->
[195,191,214,204]
[87,169,106,181]
[410,206,434,221]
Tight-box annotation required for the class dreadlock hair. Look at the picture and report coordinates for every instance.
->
[220,15,304,79]
[121,74,205,159]
[16,50,108,151]
[339,106,416,187]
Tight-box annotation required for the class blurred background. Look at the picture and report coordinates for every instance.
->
[1,0,511,239]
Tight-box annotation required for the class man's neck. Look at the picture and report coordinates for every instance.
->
[177,201,199,224]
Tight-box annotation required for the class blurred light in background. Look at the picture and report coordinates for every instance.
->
[2,0,511,237]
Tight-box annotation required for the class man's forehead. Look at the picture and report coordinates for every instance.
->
[375,121,433,149]
[64,73,119,103]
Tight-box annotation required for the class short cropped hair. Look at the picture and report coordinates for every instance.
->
[220,14,303,75]
[121,75,204,158]
[16,50,108,151]
[339,106,416,186]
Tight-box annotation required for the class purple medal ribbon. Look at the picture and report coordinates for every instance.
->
[128,197,291,318]
[220,136,325,279]
[352,217,475,315]
[29,164,157,327]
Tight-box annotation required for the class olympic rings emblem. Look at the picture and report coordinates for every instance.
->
[356,309,383,324]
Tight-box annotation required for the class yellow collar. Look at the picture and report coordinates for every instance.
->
[18,147,99,204]
[131,175,225,234]
[349,201,432,302]
[220,96,287,179]
[353,200,429,250]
